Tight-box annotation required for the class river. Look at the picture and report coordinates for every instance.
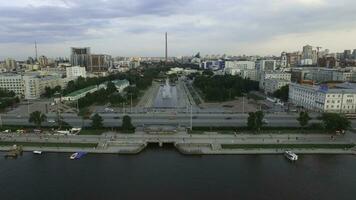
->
[0,147,355,200]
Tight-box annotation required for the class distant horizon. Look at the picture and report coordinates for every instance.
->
[1,0,356,60]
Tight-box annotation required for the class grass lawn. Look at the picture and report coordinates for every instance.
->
[0,141,98,148]
[221,143,355,149]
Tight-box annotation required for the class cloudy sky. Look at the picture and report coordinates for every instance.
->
[1,0,356,60]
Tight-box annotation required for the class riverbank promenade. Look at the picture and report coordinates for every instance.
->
[1,131,356,155]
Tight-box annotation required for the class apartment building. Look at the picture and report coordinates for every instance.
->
[0,74,24,96]
[264,79,290,95]
[289,82,356,113]
[0,73,71,100]
[259,71,291,90]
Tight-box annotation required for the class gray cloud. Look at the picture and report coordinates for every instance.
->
[0,0,356,57]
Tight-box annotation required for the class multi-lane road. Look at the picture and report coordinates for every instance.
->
[2,112,350,128]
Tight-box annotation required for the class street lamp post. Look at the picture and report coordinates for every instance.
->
[27,99,30,116]
[190,105,193,131]
[242,96,245,113]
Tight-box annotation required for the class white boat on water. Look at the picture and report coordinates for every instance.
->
[70,152,87,160]
[70,153,78,160]
[33,151,42,155]
[284,151,298,161]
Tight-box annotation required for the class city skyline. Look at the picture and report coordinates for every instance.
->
[1,0,356,59]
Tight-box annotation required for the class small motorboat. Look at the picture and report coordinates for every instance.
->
[70,152,87,160]
[284,151,298,161]
[33,151,43,155]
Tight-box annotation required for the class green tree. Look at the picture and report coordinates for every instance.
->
[109,94,125,105]
[297,111,311,128]
[106,81,117,94]
[273,85,289,102]
[320,113,351,133]
[247,111,264,132]
[121,115,135,133]
[29,111,47,128]
[202,70,214,76]
[247,112,257,130]
[91,113,103,129]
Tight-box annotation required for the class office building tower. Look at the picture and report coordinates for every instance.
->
[70,47,91,68]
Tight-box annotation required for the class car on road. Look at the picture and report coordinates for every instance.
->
[225,117,232,120]
[192,116,198,119]
[105,108,114,112]
[16,114,21,118]
[113,116,120,119]
[2,130,10,133]
[47,119,56,123]
[16,129,25,134]
[262,119,269,124]
[33,129,42,133]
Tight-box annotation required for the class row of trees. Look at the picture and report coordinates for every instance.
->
[247,111,351,133]
[77,81,140,109]
[194,74,259,102]
[28,111,135,132]
[91,114,135,132]
[43,86,62,98]
[41,66,166,98]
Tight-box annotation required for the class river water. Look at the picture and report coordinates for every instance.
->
[0,147,355,200]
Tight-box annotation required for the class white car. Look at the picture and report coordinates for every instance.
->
[47,119,56,123]
[104,108,114,112]
[262,119,269,124]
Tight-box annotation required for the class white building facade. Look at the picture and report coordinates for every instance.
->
[66,66,87,78]
[0,73,71,100]
[259,71,291,90]
[0,74,24,96]
[264,79,290,94]
[289,82,356,113]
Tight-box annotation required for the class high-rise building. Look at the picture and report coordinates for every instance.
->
[257,60,277,71]
[38,55,48,67]
[27,57,35,65]
[302,45,313,60]
[70,47,91,68]
[344,50,352,60]
[287,52,302,67]
[90,54,112,72]
[353,49,356,59]
[4,58,17,71]
[301,45,317,65]
[280,52,288,68]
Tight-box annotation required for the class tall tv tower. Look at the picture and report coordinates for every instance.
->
[165,32,168,63]
[35,41,38,61]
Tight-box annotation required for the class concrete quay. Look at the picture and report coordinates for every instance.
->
[1,131,356,155]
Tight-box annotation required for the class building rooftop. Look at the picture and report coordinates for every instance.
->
[65,85,97,97]
[111,79,129,86]
[292,82,356,94]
